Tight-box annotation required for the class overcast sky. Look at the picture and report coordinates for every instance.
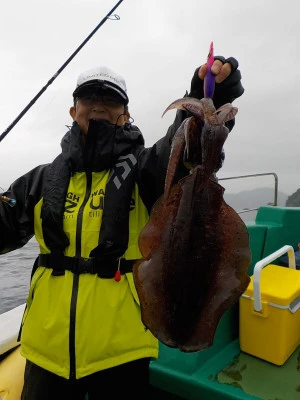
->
[0,0,299,197]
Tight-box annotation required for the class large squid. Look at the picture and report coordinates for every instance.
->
[133,43,251,352]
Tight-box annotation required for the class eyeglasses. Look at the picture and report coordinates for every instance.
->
[77,93,125,108]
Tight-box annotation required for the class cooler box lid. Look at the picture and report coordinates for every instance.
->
[244,264,300,306]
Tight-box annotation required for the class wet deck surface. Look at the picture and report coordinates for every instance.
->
[216,347,300,400]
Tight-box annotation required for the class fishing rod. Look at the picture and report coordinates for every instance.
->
[0,0,124,144]
[0,0,124,206]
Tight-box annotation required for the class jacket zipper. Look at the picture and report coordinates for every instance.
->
[69,171,92,380]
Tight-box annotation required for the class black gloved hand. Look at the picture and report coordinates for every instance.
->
[188,56,244,110]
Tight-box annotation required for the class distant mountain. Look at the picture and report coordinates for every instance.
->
[223,187,288,212]
[286,189,300,206]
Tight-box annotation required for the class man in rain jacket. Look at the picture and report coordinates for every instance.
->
[0,56,244,399]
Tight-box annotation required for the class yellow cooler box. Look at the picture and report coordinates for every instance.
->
[240,245,300,365]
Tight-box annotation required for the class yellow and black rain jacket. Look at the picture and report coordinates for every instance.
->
[0,113,189,379]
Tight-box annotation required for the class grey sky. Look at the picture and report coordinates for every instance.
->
[0,0,299,196]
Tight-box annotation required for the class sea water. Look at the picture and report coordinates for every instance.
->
[0,238,38,314]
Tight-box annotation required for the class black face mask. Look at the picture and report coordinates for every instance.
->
[83,119,118,171]
[61,119,144,172]
[84,118,142,171]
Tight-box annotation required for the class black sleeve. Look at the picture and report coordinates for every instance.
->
[0,165,47,254]
[137,109,189,213]
[137,60,244,212]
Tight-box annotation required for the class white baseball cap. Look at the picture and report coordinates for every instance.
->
[73,66,128,104]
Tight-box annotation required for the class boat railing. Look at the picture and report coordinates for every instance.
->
[219,172,279,215]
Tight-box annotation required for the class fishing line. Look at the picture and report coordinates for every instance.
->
[0,0,124,143]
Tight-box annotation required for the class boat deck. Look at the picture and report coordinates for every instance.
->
[149,206,300,399]
[217,343,300,400]
[150,340,300,400]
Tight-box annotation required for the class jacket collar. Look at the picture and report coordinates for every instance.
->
[60,120,144,172]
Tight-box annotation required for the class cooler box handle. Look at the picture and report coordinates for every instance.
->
[253,245,296,312]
